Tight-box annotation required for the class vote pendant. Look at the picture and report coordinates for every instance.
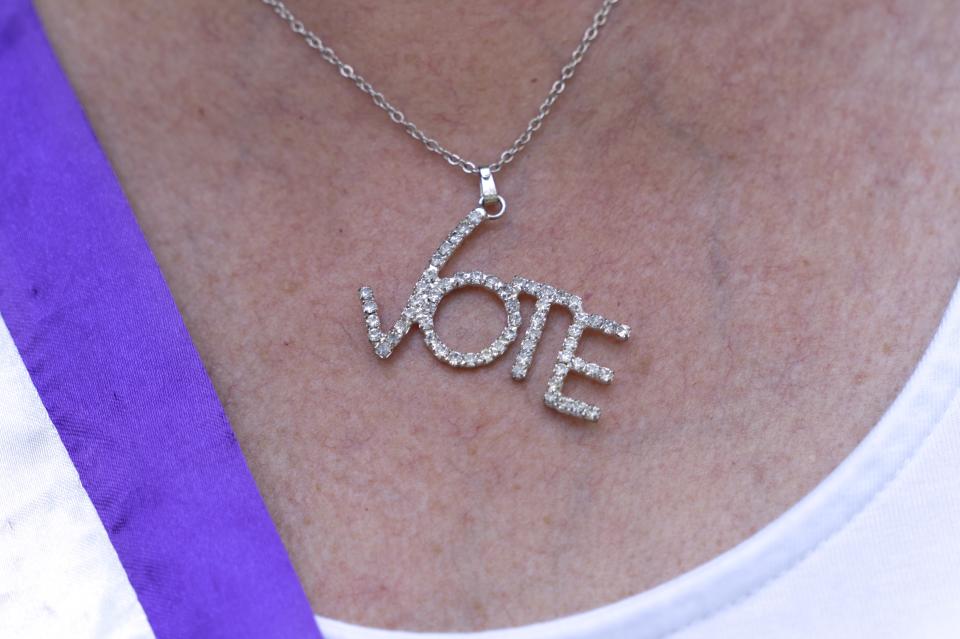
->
[357,197,632,422]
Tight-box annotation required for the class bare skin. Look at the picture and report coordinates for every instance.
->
[32,0,960,631]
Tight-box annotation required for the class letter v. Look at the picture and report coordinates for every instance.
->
[358,208,489,359]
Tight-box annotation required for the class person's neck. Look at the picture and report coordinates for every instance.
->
[32,0,960,631]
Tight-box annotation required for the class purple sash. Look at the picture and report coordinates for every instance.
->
[0,2,322,637]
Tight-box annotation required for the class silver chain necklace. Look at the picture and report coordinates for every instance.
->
[261,0,619,175]
[262,0,631,422]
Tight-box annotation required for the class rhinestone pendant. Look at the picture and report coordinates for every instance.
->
[358,204,631,422]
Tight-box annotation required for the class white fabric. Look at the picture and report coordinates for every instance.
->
[316,278,960,639]
[0,316,154,639]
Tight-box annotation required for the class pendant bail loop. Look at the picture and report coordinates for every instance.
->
[478,166,506,219]
[479,166,498,206]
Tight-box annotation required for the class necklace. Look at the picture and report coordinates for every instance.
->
[262,0,630,422]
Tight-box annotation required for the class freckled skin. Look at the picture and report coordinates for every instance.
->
[33,0,960,631]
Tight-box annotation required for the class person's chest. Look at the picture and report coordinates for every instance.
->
[33,0,960,630]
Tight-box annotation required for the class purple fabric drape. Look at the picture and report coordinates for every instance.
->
[0,2,323,637]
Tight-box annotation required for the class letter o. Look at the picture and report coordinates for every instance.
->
[419,271,521,368]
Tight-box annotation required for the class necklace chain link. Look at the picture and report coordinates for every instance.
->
[260,0,620,175]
